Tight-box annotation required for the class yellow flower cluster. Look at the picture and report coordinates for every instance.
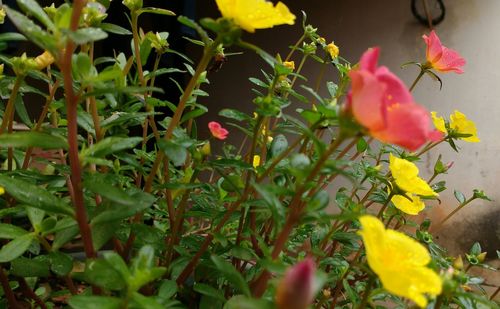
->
[215,0,295,33]
[359,216,442,307]
[326,42,339,59]
[389,154,437,215]
[431,110,480,142]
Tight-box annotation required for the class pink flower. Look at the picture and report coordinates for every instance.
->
[208,121,229,140]
[422,31,465,74]
[348,48,442,151]
[275,258,316,309]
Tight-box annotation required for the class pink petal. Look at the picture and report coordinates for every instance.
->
[423,31,443,63]
[359,47,380,73]
[375,66,414,106]
[349,70,386,131]
[372,103,433,151]
[433,47,466,73]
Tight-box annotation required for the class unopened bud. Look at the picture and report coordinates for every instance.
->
[283,61,295,71]
[477,252,487,263]
[201,142,211,156]
[35,51,55,70]
[326,42,339,59]
[453,255,464,270]
[0,8,5,24]
[123,0,142,11]
[275,258,316,309]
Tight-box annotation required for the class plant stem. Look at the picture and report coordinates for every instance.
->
[18,277,47,309]
[0,266,20,308]
[285,33,306,62]
[490,286,500,300]
[356,276,374,309]
[409,68,425,92]
[434,294,444,309]
[60,0,95,259]
[0,75,23,134]
[433,197,475,232]
[377,193,394,218]
[143,40,218,193]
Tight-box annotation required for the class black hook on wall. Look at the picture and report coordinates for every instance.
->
[411,0,446,28]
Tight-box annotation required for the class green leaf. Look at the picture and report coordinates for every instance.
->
[211,255,250,297]
[49,252,73,276]
[0,32,26,42]
[69,296,123,309]
[68,27,108,45]
[269,134,288,158]
[0,174,74,216]
[131,292,164,309]
[17,0,55,31]
[102,252,131,279]
[4,6,58,55]
[10,256,50,277]
[84,259,127,291]
[219,109,250,122]
[0,223,29,239]
[137,7,176,17]
[100,23,132,35]
[157,280,178,301]
[194,283,226,302]
[454,190,466,204]
[356,138,368,153]
[0,234,35,262]
[81,137,142,159]
[0,132,68,149]
[223,295,273,309]
[158,140,188,167]
[91,220,121,251]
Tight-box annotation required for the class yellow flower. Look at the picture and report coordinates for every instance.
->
[253,155,261,168]
[283,61,295,70]
[0,186,4,195]
[359,216,442,307]
[450,110,480,142]
[215,0,295,33]
[326,42,339,59]
[431,112,446,134]
[318,37,326,45]
[431,111,479,143]
[391,194,425,215]
[389,154,437,196]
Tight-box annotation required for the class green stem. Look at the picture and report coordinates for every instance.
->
[434,197,475,231]
[285,33,306,61]
[357,276,374,309]
[0,75,23,134]
[377,192,394,218]
[143,39,219,193]
[409,68,425,92]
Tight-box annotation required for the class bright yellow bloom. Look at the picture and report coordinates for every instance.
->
[431,111,479,143]
[283,61,295,70]
[0,186,4,195]
[215,0,295,33]
[326,42,339,59]
[253,155,261,168]
[391,194,425,215]
[359,216,442,307]
[389,154,437,196]
[431,112,446,134]
[450,110,480,142]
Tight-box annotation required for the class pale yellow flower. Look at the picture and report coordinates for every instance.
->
[359,216,442,307]
[215,0,295,33]
[389,154,437,196]
[34,51,55,70]
[431,112,446,134]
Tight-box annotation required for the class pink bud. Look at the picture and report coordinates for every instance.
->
[208,121,229,140]
[275,258,316,309]
[446,161,454,170]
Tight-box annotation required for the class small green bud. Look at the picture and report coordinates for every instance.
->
[453,255,464,270]
[11,53,38,76]
[123,0,142,11]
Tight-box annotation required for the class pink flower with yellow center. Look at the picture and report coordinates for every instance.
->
[422,31,466,74]
[348,48,442,151]
[208,121,229,140]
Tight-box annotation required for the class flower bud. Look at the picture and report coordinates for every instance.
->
[252,155,261,169]
[326,42,339,59]
[201,142,211,156]
[0,8,5,24]
[35,51,55,70]
[477,252,487,263]
[283,61,295,71]
[275,258,316,309]
[453,255,464,270]
[123,0,142,11]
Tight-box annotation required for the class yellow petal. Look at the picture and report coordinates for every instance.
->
[391,194,425,215]
[216,0,295,33]
[389,154,437,196]
[450,110,480,143]
[253,155,261,168]
[431,112,447,134]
